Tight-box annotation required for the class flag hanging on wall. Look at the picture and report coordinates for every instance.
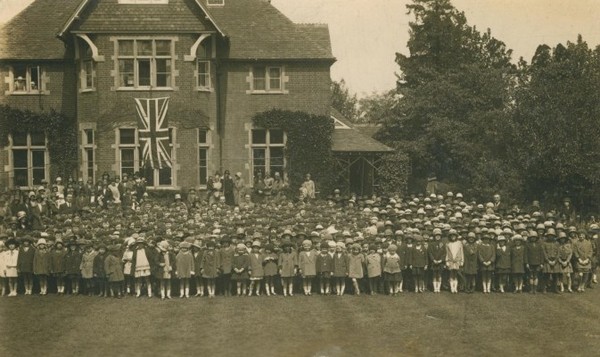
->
[135,97,172,169]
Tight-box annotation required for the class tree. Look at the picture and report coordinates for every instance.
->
[331,79,359,122]
[357,90,398,124]
[511,36,600,211]
[377,0,518,200]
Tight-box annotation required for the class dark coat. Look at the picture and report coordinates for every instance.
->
[93,252,107,278]
[64,250,82,275]
[17,246,35,273]
[316,253,334,274]
[104,255,124,282]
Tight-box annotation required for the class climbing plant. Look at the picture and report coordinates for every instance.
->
[0,105,78,181]
[253,109,335,197]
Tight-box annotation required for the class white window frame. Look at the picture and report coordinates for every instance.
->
[82,128,96,183]
[207,0,224,6]
[9,65,45,95]
[196,60,211,91]
[250,129,286,182]
[198,129,210,187]
[118,0,169,4]
[118,128,140,179]
[247,65,288,94]
[9,132,49,188]
[115,38,175,90]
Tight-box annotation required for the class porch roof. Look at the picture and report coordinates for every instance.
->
[330,108,393,153]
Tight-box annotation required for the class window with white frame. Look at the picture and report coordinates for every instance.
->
[116,38,174,89]
[10,132,48,187]
[118,128,139,178]
[250,129,285,180]
[11,65,43,94]
[196,40,212,90]
[250,66,283,93]
[198,129,210,186]
[81,46,95,91]
[207,0,224,6]
[82,129,95,182]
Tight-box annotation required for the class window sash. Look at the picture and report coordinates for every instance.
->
[251,66,283,92]
[12,65,42,93]
[117,39,174,88]
[197,60,211,89]
[10,133,48,187]
[250,129,286,180]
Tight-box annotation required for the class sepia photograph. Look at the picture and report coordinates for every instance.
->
[1,0,600,356]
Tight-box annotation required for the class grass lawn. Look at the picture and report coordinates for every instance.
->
[1,288,600,357]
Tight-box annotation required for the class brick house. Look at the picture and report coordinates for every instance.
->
[0,0,391,194]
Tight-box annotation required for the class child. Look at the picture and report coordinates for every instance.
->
[201,241,221,298]
[557,233,573,293]
[0,241,7,296]
[510,235,526,293]
[192,240,204,297]
[332,242,349,296]
[80,243,97,296]
[348,243,365,295]
[316,241,334,295]
[248,241,264,296]
[366,244,382,295]
[525,232,544,294]
[122,238,135,295]
[232,243,250,296]
[445,230,463,294]
[176,241,194,298]
[478,235,495,294]
[4,238,19,296]
[410,236,428,293]
[573,230,593,292]
[104,245,124,298]
[262,244,278,296]
[17,236,35,295]
[428,229,445,293]
[219,237,235,297]
[463,233,479,293]
[131,238,154,298]
[93,245,107,297]
[64,240,82,295]
[400,236,413,292]
[383,244,402,295]
[495,236,511,293]
[157,241,175,299]
[542,230,560,293]
[50,239,67,295]
[278,240,297,297]
[298,240,317,296]
[33,238,51,295]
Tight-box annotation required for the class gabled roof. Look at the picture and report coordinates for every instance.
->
[330,108,393,153]
[203,0,334,60]
[0,0,82,60]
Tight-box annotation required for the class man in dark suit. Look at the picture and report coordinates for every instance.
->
[58,194,77,215]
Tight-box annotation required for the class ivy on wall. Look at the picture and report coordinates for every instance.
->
[0,105,78,180]
[253,109,335,197]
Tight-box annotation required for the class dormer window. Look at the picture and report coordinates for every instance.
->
[207,0,224,6]
[118,0,169,4]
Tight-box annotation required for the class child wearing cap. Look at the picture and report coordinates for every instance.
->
[64,241,82,295]
[157,241,176,299]
[478,235,495,294]
[80,244,97,296]
[383,244,402,295]
[33,239,51,295]
[463,233,478,293]
[279,241,298,297]
[495,236,511,293]
[510,235,526,293]
[332,242,349,296]
[176,242,194,298]
[262,244,278,296]
[316,242,334,295]
[410,236,428,293]
[542,232,560,293]
[0,241,7,296]
[104,246,125,298]
[298,240,317,296]
[557,233,573,293]
[232,243,250,296]
[366,244,382,295]
[192,241,204,297]
[525,233,544,294]
[17,237,35,295]
[348,243,365,295]
[50,239,67,294]
[93,245,108,297]
[428,231,445,293]
[573,231,593,292]
[248,241,264,296]
[201,241,220,298]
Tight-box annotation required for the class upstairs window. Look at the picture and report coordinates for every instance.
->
[249,66,285,94]
[81,46,95,91]
[11,65,43,94]
[116,38,174,89]
[196,40,212,91]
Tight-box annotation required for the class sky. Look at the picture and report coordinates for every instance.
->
[2,0,600,97]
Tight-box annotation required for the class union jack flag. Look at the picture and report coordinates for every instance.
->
[135,97,172,169]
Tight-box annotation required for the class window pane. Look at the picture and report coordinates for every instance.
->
[12,132,27,146]
[13,65,27,92]
[270,147,285,178]
[14,169,28,187]
[155,40,171,56]
[119,60,134,87]
[253,66,265,90]
[270,129,284,144]
[121,148,135,177]
[13,149,28,168]
[118,40,134,56]
[141,165,154,186]
[138,59,151,86]
[158,167,172,186]
[199,148,207,185]
[84,61,94,88]
[29,67,40,91]
[198,130,207,144]
[137,40,153,56]
[32,169,45,186]
[156,59,171,87]
[269,67,281,90]
[31,132,45,146]
[120,129,136,144]
[197,61,210,88]
[198,41,211,59]
[85,129,94,145]
[86,149,94,181]
[252,130,266,145]
[253,148,266,178]
[32,150,45,167]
